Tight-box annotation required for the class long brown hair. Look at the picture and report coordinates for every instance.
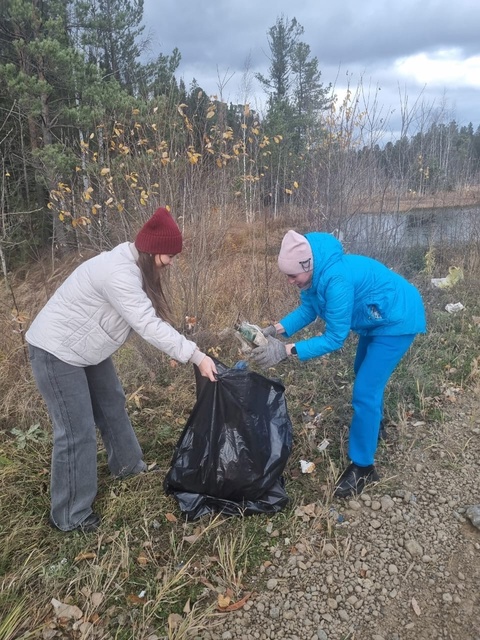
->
[136,251,172,322]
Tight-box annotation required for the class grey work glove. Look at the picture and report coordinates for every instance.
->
[261,324,277,338]
[250,336,288,369]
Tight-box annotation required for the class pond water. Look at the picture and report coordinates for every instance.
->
[337,205,480,254]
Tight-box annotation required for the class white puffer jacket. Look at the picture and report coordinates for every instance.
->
[26,242,201,367]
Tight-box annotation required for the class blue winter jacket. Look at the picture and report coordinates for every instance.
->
[280,233,427,361]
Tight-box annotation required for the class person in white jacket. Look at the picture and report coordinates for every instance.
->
[26,207,217,532]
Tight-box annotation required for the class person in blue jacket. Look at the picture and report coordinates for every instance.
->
[251,230,426,498]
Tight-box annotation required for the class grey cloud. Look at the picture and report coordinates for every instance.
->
[141,0,480,127]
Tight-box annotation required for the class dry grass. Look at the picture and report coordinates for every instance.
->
[2,214,480,638]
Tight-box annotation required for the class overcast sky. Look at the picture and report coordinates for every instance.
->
[141,0,480,138]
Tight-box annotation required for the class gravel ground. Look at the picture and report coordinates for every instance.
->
[202,385,480,640]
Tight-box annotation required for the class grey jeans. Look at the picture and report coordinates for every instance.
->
[28,345,146,531]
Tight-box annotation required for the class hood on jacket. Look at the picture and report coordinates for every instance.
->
[305,232,344,289]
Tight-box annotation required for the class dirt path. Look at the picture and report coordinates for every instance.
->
[204,384,480,640]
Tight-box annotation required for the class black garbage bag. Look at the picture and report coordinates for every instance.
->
[164,359,293,520]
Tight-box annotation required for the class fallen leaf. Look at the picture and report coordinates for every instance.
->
[137,552,149,566]
[51,598,83,620]
[183,534,199,544]
[126,594,146,605]
[218,593,231,608]
[183,598,191,614]
[218,592,252,612]
[99,531,119,544]
[411,597,421,616]
[197,576,217,592]
[91,592,104,607]
[167,613,183,629]
[165,512,177,522]
[74,552,96,563]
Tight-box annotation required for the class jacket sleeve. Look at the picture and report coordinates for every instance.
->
[293,276,354,361]
[101,267,199,364]
[280,299,318,337]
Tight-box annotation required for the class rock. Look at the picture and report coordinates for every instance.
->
[405,539,423,557]
[323,543,336,557]
[381,496,395,511]
[465,504,480,529]
[266,579,278,590]
[348,500,362,510]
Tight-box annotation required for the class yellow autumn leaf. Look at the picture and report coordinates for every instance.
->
[218,594,231,608]
[89,132,95,139]
[285,188,293,195]
[105,197,113,205]
[100,168,110,176]
[293,181,299,188]
[132,108,140,115]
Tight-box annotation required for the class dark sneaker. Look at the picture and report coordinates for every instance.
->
[49,512,101,532]
[334,463,379,498]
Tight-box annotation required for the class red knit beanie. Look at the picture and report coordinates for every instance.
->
[134,208,183,255]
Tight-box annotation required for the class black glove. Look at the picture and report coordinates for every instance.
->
[250,336,288,369]
[261,325,277,338]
